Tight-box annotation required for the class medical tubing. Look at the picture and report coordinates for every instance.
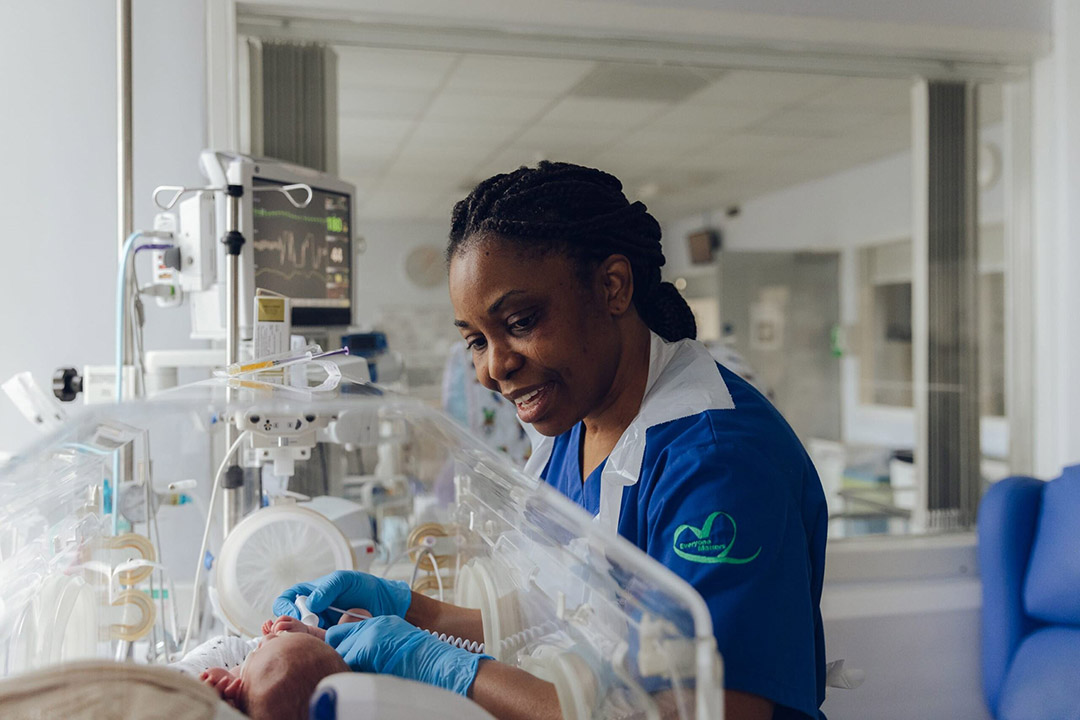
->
[410,547,444,601]
[325,604,484,653]
[115,230,173,403]
[115,231,143,404]
[181,430,250,655]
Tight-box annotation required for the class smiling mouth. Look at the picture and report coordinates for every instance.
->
[514,387,543,407]
[510,382,555,423]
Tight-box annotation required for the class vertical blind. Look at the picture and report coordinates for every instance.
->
[249,40,337,173]
[925,81,981,530]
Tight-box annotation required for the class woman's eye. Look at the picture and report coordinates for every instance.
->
[509,314,536,332]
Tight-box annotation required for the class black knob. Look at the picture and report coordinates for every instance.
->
[53,367,83,402]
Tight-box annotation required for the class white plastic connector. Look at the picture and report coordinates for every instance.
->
[295,595,320,627]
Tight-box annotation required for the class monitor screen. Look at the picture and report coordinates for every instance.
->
[252,178,352,327]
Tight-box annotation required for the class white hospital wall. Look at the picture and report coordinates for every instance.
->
[0,1,208,457]
[352,218,452,328]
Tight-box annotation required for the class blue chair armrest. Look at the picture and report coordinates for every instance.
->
[977,476,1044,716]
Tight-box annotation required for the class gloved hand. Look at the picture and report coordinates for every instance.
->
[273,570,412,628]
[326,615,492,697]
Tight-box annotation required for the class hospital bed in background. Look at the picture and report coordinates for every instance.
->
[0,369,722,719]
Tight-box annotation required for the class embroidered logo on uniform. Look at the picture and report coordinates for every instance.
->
[672,511,762,565]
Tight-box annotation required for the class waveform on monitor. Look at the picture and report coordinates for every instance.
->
[255,267,332,284]
[252,231,329,270]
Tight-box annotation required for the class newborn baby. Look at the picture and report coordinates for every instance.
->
[198,609,371,719]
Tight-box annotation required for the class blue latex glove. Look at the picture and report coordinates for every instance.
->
[326,615,492,697]
[273,570,412,628]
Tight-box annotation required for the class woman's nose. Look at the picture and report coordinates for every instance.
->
[486,340,523,383]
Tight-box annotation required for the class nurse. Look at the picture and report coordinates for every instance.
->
[277,162,828,720]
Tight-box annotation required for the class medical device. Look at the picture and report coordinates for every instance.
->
[167,151,358,341]
[0,374,723,719]
[222,346,349,377]
[294,595,320,627]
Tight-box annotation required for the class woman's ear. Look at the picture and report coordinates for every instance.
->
[596,255,634,316]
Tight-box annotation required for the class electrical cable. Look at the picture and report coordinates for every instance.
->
[325,604,485,654]
[181,430,250,655]
[130,243,173,398]
[115,232,144,404]
[115,232,172,404]
[426,628,484,653]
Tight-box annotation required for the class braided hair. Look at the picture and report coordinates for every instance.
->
[448,161,696,342]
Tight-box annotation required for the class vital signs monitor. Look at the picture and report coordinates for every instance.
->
[187,152,357,339]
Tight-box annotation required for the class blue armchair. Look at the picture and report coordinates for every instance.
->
[979,465,1080,719]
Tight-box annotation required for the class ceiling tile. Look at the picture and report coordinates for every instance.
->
[568,63,718,102]
[424,92,552,124]
[687,70,844,108]
[339,148,396,178]
[338,86,433,119]
[538,97,668,129]
[510,124,620,160]
[469,147,551,181]
[390,142,484,174]
[800,76,913,113]
[407,120,521,150]
[648,104,774,132]
[681,134,809,170]
[612,127,727,155]
[750,109,884,138]
[339,116,414,146]
[443,55,596,96]
[334,46,926,225]
[336,46,458,91]
[591,141,692,170]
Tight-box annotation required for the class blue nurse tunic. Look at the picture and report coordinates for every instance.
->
[541,363,828,719]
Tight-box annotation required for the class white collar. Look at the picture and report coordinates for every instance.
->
[523,332,735,530]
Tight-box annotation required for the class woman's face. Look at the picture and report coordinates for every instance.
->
[448,237,622,437]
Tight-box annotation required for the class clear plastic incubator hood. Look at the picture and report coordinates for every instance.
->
[0,371,722,720]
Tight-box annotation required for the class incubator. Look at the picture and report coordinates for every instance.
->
[0,367,722,719]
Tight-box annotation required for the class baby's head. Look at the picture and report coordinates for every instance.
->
[240,630,348,720]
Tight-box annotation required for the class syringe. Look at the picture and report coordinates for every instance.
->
[223,345,349,377]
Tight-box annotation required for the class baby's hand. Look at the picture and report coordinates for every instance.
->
[266,614,327,640]
[200,666,241,702]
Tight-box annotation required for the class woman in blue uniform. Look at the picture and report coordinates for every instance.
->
[277,162,828,720]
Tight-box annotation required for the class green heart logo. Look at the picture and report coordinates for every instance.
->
[672,511,762,565]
